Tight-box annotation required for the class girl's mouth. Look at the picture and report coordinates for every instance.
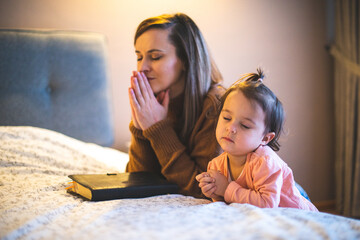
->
[222,137,234,143]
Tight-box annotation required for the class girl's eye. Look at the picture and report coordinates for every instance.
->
[241,124,250,129]
[136,57,143,62]
[223,117,231,121]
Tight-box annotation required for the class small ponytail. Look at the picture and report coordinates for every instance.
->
[257,68,264,83]
[241,67,265,85]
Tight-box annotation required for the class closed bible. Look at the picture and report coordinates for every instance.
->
[67,172,179,201]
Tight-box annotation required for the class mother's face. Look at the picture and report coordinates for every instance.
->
[135,29,185,97]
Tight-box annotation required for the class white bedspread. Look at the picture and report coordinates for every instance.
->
[1,126,360,240]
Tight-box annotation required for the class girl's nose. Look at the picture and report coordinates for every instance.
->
[227,125,237,134]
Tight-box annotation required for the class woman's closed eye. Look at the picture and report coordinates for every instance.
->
[137,55,162,62]
[136,54,143,62]
[150,54,162,61]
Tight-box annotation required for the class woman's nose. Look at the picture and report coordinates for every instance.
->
[138,58,150,72]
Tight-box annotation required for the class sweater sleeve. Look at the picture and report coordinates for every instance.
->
[126,121,161,174]
[142,96,222,198]
[224,155,283,208]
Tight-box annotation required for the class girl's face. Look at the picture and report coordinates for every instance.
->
[135,28,185,97]
[216,90,273,161]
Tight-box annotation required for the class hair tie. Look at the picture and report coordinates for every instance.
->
[258,78,263,83]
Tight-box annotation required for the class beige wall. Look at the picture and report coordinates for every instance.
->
[0,0,334,202]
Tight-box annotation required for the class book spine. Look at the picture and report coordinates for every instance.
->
[91,185,179,201]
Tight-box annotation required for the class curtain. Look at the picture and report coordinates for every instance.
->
[330,0,360,218]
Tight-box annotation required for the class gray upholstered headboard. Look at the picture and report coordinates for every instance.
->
[0,29,114,146]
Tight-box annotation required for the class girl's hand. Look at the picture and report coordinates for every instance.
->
[208,169,229,197]
[196,173,218,199]
[129,71,170,130]
[195,172,212,183]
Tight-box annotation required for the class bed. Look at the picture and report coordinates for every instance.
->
[1,126,360,240]
[1,29,360,240]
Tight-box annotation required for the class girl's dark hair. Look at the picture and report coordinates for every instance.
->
[134,13,222,143]
[219,68,284,151]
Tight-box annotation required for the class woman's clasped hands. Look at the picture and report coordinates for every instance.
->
[128,71,170,130]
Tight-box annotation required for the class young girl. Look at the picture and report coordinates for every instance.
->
[196,69,318,211]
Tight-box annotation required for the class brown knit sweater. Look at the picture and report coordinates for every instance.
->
[126,85,225,198]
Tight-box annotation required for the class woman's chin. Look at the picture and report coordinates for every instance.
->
[151,86,163,95]
[153,89,162,95]
[153,87,168,95]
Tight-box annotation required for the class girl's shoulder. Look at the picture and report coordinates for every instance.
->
[248,146,287,170]
[208,152,227,169]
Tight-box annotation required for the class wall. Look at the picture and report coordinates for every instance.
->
[0,0,334,202]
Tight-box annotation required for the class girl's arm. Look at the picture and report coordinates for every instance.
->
[224,156,283,208]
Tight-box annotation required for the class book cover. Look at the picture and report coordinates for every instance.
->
[67,172,179,201]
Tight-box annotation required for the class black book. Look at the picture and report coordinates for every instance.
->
[67,172,179,201]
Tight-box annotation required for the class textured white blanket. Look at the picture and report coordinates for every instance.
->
[1,126,360,240]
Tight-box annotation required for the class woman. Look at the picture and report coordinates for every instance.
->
[126,13,224,198]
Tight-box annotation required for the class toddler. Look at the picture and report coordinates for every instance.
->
[196,69,318,211]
